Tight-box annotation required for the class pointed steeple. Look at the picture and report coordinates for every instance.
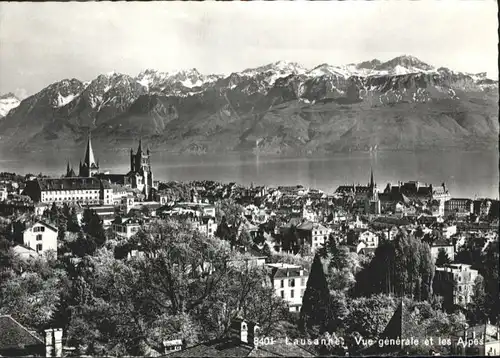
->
[370,167,375,189]
[137,138,143,154]
[66,161,71,175]
[84,131,96,167]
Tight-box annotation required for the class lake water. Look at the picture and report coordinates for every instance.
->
[0,149,498,199]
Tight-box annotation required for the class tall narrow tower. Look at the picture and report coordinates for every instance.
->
[79,132,99,177]
[129,139,153,200]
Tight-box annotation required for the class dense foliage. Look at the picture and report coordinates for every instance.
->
[354,233,435,300]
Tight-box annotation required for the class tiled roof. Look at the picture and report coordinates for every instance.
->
[36,177,109,191]
[87,206,115,214]
[95,174,128,185]
[23,220,58,233]
[0,315,44,350]
[296,221,328,232]
[170,337,315,357]
[252,338,315,357]
[12,244,38,254]
[372,217,411,227]
[268,265,307,279]
[432,239,453,247]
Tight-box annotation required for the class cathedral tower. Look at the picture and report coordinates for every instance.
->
[366,168,381,215]
[129,139,154,200]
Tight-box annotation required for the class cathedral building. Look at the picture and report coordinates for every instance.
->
[58,134,155,201]
[93,139,155,200]
[127,140,154,199]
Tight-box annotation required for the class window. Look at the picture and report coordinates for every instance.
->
[289,279,295,287]
[280,291,284,298]
[290,290,294,298]
[36,244,42,252]
[280,280,284,288]
[301,278,306,286]
[36,234,42,241]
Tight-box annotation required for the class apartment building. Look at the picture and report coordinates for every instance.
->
[265,263,309,312]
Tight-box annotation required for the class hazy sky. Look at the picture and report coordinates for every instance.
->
[0,1,498,98]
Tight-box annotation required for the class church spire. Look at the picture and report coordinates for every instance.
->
[137,138,143,154]
[84,131,96,167]
[370,167,375,189]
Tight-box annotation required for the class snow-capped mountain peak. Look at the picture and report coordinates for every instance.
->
[0,93,21,118]
[135,68,220,92]
[242,61,307,75]
[240,61,308,86]
[376,55,435,73]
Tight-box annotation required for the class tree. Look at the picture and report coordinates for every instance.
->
[299,242,312,257]
[325,246,360,294]
[346,295,397,339]
[0,236,13,268]
[261,242,272,257]
[0,255,66,331]
[237,228,253,249]
[82,209,105,247]
[215,216,232,243]
[62,203,71,220]
[141,206,151,216]
[57,219,67,244]
[67,219,287,356]
[216,199,244,230]
[467,274,487,324]
[435,248,451,266]
[49,202,60,223]
[300,253,331,334]
[481,241,499,323]
[354,233,434,300]
[282,226,301,254]
[67,207,81,233]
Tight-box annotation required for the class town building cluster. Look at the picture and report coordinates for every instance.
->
[0,138,499,357]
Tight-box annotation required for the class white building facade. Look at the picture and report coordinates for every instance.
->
[266,263,309,312]
[22,221,58,259]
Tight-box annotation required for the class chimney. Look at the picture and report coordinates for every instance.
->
[54,328,63,357]
[230,318,248,344]
[247,322,261,346]
[44,329,53,357]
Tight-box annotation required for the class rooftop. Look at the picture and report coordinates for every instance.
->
[36,177,110,191]
[170,336,315,357]
[0,315,44,351]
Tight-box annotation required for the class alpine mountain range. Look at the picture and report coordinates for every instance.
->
[0,55,498,155]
